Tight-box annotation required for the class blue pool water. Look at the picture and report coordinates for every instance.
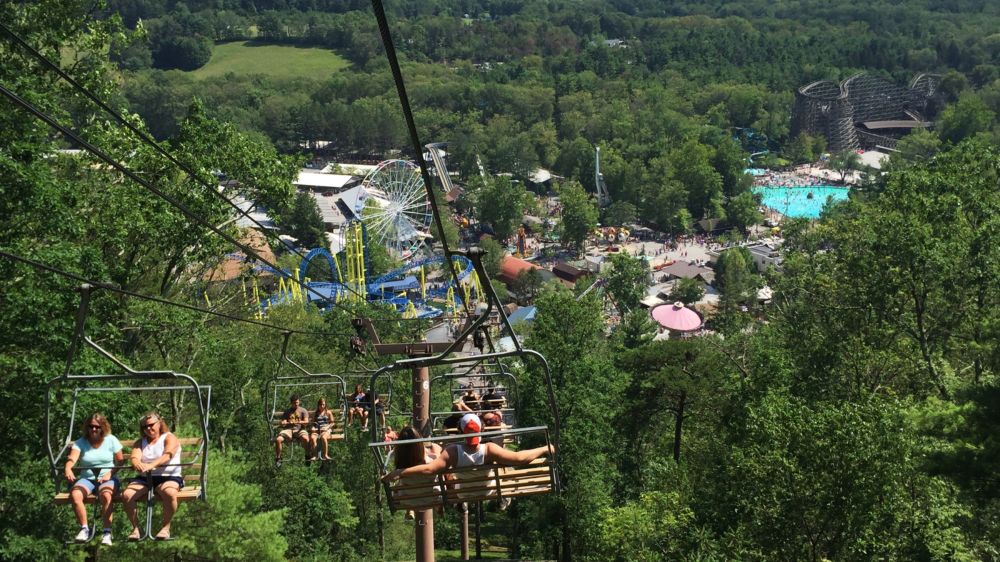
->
[753,186,849,219]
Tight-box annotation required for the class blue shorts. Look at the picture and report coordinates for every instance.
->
[72,476,119,494]
[130,475,184,489]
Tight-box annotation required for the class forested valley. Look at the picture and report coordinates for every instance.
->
[2,0,1000,560]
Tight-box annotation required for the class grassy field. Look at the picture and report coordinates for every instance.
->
[190,41,350,79]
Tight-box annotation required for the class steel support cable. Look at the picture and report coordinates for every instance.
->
[0,249,358,338]
[0,82,413,327]
[367,0,472,317]
[0,21,373,306]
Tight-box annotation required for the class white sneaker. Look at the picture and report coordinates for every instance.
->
[74,527,90,543]
[101,532,113,546]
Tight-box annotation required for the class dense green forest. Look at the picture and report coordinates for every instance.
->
[2,0,1000,561]
[109,0,1000,230]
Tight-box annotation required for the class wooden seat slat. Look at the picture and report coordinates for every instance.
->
[387,463,554,510]
[54,485,202,504]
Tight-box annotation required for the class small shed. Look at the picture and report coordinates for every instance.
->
[552,262,587,283]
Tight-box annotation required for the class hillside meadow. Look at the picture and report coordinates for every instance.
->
[189,41,350,79]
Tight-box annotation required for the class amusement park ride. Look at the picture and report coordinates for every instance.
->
[259,155,486,320]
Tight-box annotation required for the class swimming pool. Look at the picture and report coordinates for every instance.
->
[753,186,849,219]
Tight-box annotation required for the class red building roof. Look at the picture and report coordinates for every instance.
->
[499,256,540,282]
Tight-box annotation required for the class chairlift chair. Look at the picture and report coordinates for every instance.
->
[45,285,211,542]
[362,248,561,510]
[265,332,353,459]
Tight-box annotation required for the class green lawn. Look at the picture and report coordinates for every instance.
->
[190,41,350,80]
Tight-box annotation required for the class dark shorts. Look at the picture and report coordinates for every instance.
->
[130,475,184,489]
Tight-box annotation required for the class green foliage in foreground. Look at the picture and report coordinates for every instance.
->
[3,2,1000,561]
[189,41,351,80]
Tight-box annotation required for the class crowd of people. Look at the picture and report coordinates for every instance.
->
[753,168,828,188]
[62,411,184,545]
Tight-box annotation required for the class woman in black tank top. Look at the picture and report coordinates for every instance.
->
[309,398,336,461]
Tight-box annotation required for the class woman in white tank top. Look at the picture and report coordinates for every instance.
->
[121,413,184,541]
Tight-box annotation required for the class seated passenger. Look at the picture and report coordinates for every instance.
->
[121,413,182,541]
[459,389,481,411]
[383,425,398,443]
[274,394,310,467]
[481,410,503,428]
[480,387,506,409]
[348,384,368,428]
[365,389,386,430]
[383,414,554,497]
[391,426,445,513]
[480,411,506,446]
[64,413,124,545]
[309,397,336,461]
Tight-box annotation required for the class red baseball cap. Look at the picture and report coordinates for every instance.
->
[460,413,482,446]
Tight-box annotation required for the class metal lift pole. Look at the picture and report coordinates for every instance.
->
[413,364,435,562]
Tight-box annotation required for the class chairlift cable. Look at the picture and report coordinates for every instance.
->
[0,21,375,306]
[0,249,356,338]
[367,0,473,318]
[0,82,415,326]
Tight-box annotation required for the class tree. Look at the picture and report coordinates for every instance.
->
[605,253,648,312]
[616,309,657,349]
[829,149,863,182]
[670,278,705,305]
[558,180,599,252]
[469,175,529,242]
[892,129,942,164]
[283,191,325,249]
[936,92,996,144]
[725,191,762,236]
[668,139,724,219]
[511,268,543,303]
[479,235,506,280]
[784,132,816,164]
[713,247,757,335]
[717,394,954,560]
[602,201,637,227]
[712,137,753,197]
[152,35,213,70]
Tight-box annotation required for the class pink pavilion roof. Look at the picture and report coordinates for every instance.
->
[650,302,703,332]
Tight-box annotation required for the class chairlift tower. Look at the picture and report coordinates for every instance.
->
[595,145,611,208]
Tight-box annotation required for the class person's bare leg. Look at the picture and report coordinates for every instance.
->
[275,435,284,459]
[322,434,330,458]
[121,483,148,539]
[99,486,114,528]
[70,487,88,527]
[155,483,179,538]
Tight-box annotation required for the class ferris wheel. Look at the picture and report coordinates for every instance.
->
[361,159,433,257]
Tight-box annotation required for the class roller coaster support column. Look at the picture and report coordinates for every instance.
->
[412,364,434,561]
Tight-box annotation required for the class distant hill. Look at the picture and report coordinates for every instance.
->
[189,41,350,80]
